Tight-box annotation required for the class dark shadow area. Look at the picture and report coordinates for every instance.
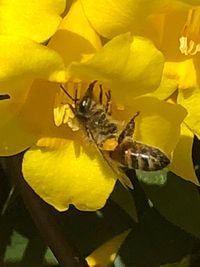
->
[115,170,200,267]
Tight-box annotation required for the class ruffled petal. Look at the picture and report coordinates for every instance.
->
[170,123,199,185]
[80,0,181,39]
[177,87,200,138]
[22,133,117,211]
[0,35,65,155]
[48,0,102,67]
[0,0,66,42]
[68,33,164,104]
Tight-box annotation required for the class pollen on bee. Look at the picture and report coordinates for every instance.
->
[101,137,118,151]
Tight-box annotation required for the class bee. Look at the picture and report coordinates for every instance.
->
[110,113,170,171]
[60,81,170,188]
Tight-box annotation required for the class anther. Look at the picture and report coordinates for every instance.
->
[179,8,200,56]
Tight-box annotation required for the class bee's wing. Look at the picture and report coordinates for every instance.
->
[101,150,134,189]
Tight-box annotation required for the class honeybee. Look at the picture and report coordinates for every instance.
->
[60,81,170,188]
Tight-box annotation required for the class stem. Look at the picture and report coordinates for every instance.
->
[125,170,150,221]
[7,155,89,267]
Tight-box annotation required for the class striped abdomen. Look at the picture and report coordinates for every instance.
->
[110,138,170,171]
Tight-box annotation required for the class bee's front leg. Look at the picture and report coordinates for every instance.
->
[118,112,140,144]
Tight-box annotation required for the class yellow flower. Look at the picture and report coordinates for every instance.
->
[0,0,186,211]
[80,0,200,185]
[21,0,186,211]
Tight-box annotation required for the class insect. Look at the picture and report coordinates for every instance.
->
[60,81,170,188]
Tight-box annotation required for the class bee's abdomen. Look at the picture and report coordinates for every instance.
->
[111,140,170,171]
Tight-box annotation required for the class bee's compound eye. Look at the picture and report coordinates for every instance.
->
[79,96,91,114]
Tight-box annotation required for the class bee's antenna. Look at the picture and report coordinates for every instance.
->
[60,84,79,103]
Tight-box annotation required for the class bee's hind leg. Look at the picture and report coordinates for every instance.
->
[118,112,140,144]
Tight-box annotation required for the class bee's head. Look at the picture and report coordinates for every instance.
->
[76,80,97,117]
[76,95,92,116]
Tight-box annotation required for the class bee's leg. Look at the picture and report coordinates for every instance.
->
[105,89,112,115]
[118,112,140,144]
[99,84,103,105]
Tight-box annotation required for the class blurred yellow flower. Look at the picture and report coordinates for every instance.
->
[86,230,130,266]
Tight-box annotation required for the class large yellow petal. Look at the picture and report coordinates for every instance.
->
[0,36,65,155]
[80,0,180,39]
[170,123,199,185]
[81,0,200,40]
[0,80,60,156]
[113,96,187,157]
[177,87,200,138]
[68,33,164,104]
[22,131,117,211]
[0,35,65,83]
[0,0,66,43]
[48,0,102,67]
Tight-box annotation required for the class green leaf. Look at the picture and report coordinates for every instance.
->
[4,231,28,263]
[142,172,200,238]
[136,168,168,185]
[160,255,190,267]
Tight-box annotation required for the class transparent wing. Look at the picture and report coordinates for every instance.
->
[101,150,134,189]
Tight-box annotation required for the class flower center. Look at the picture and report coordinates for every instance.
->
[179,7,200,56]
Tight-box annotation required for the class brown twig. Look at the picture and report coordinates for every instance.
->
[6,155,89,267]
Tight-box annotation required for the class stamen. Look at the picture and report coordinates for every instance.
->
[53,88,72,127]
[179,8,200,56]
[53,82,81,130]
